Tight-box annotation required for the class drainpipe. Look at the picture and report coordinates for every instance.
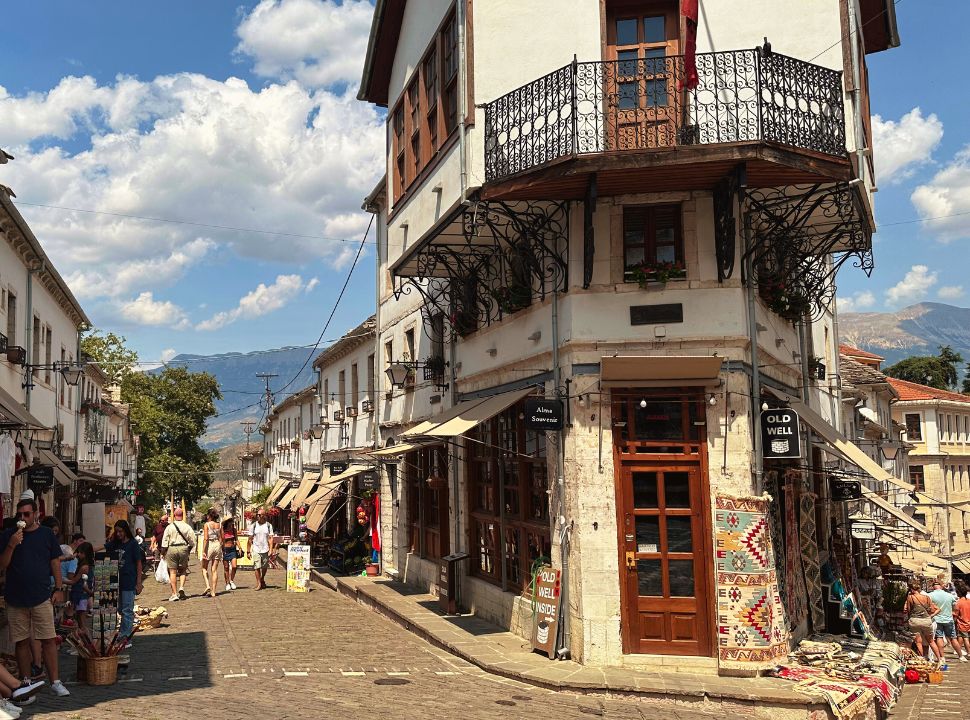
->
[798,320,813,492]
[847,0,868,188]
[24,264,38,411]
[457,0,469,201]
[551,237,571,659]
[743,213,764,492]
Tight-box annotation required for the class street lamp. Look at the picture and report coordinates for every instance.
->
[60,364,84,386]
[110,441,122,453]
[385,362,413,389]
[385,356,448,390]
[310,425,324,440]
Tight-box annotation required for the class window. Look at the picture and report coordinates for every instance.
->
[404,328,416,389]
[32,316,40,378]
[323,378,330,415]
[66,354,72,410]
[905,413,922,441]
[59,348,66,405]
[405,445,449,559]
[441,11,459,134]
[424,49,439,150]
[44,326,52,384]
[909,465,924,492]
[623,205,683,282]
[468,403,550,591]
[351,363,359,411]
[5,291,15,344]
[407,80,421,176]
[366,354,375,404]
[393,107,406,197]
[338,370,346,409]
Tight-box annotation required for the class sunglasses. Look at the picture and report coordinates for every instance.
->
[16,511,32,518]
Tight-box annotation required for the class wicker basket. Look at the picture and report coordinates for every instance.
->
[85,656,119,686]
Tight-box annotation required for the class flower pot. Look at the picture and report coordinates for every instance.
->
[365,563,380,577]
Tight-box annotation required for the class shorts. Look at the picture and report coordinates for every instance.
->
[223,547,238,562]
[8,602,56,643]
[935,620,957,639]
[74,598,90,612]
[166,545,190,573]
[958,629,970,639]
[205,540,221,561]
[252,551,269,569]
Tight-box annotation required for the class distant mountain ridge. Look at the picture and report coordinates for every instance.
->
[839,302,970,368]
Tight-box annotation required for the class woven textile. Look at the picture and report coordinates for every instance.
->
[714,494,789,669]
[763,471,788,609]
[785,486,808,628]
[799,492,825,631]
[793,678,875,720]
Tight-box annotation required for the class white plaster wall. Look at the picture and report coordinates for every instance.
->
[317,342,378,455]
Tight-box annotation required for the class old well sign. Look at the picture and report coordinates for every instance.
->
[760,408,802,459]
[530,566,562,658]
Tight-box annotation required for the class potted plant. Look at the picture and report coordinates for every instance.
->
[759,279,812,321]
[450,308,477,338]
[290,439,300,449]
[489,285,531,315]
[629,260,686,288]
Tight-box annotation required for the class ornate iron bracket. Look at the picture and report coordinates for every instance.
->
[713,164,745,282]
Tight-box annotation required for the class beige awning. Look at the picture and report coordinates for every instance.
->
[953,558,970,574]
[600,355,723,388]
[0,384,46,428]
[324,463,371,484]
[36,450,77,487]
[304,479,340,506]
[369,442,429,457]
[861,486,928,535]
[423,387,536,438]
[276,486,298,509]
[306,487,344,533]
[264,478,290,506]
[766,388,914,492]
[290,471,321,509]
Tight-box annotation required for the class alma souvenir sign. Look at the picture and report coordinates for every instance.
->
[850,519,877,540]
[760,408,801,459]
[523,397,564,431]
[329,461,348,476]
[830,477,862,501]
[359,471,378,491]
[530,565,562,659]
[286,543,311,593]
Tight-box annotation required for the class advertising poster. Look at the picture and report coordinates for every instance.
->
[286,543,311,593]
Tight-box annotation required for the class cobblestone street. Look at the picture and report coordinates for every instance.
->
[890,650,970,720]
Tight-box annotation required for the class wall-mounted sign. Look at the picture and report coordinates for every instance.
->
[27,465,54,492]
[830,477,862,501]
[531,566,562,659]
[329,462,348,476]
[761,408,801,459]
[850,520,877,540]
[523,397,564,431]
[359,471,378,491]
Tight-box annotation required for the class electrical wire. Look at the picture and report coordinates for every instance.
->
[807,0,904,63]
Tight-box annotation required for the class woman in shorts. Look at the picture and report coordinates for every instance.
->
[66,542,94,632]
[221,517,242,591]
[201,508,222,598]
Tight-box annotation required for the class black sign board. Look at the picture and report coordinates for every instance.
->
[829,477,862,501]
[329,461,348,476]
[630,303,684,326]
[63,460,78,474]
[359,471,378,491]
[523,397,564,431]
[27,465,55,492]
[760,408,801,459]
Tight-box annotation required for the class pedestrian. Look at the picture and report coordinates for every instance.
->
[0,661,37,716]
[201,508,221,598]
[0,498,70,699]
[161,508,195,601]
[929,578,962,663]
[105,520,143,644]
[953,579,970,662]
[221,516,242,591]
[905,578,937,659]
[247,508,275,591]
[65,541,94,634]
[153,513,169,550]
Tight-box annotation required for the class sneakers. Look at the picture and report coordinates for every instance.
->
[11,679,43,701]
[50,681,70,697]
[168,594,180,602]
[0,698,22,718]
[225,583,232,592]
[961,655,968,663]
[178,589,187,600]
[229,581,237,590]
[13,697,33,707]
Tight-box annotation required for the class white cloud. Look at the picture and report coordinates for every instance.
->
[304,277,319,293]
[911,146,970,242]
[886,265,938,307]
[234,0,374,88]
[119,292,190,329]
[160,348,178,362]
[838,290,876,313]
[872,108,943,184]
[196,274,308,331]
[938,285,965,301]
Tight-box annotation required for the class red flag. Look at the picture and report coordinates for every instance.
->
[681,0,699,90]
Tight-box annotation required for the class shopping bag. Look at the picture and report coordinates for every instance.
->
[154,556,169,583]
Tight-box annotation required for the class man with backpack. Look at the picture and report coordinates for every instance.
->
[160,508,196,601]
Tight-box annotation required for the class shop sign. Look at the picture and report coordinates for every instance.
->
[523,397,564,431]
[850,520,877,540]
[63,460,79,474]
[286,543,310,593]
[530,566,561,659]
[27,465,54,491]
[761,408,801,459]
[329,461,348,476]
[359,471,378,491]
[829,477,862,501]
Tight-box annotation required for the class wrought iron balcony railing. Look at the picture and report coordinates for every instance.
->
[484,47,846,183]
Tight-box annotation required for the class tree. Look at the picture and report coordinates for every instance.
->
[885,345,964,391]
[963,362,970,395]
[81,330,139,386]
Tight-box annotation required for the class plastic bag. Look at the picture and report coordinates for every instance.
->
[155,556,169,583]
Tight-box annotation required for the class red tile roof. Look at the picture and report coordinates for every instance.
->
[839,344,884,361]
[887,377,970,404]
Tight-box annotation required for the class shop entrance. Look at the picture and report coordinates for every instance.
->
[612,391,713,656]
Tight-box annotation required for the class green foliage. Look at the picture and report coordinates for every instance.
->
[963,362,970,395]
[80,330,139,386]
[885,345,963,391]
[249,485,272,507]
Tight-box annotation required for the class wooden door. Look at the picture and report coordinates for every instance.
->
[618,464,712,655]
[605,2,680,150]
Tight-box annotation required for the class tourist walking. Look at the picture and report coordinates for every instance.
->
[105,520,144,643]
[930,578,964,662]
[248,508,275,590]
[953,579,970,661]
[161,508,196,601]
[905,579,937,658]
[201,508,221,598]
[65,542,94,633]
[221,516,242,591]
[0,498,70,699]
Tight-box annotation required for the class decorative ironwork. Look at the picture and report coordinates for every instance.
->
[741,183,872,321]
[583,175,597,288]
[422,356,447,388]
[713,165,744,282]
[484,47,845,183]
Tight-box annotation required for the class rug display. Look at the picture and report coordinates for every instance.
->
[784,484,808,629]
[763,471,788,611]
[714,493,789,669]
[799,492,825,631]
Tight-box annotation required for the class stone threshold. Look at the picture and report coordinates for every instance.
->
[311,569,842,719]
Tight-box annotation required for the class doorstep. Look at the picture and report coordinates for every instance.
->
[309,569,838,720]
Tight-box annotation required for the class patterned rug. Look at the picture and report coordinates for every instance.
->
[799,492,825,631]
[784,485,808,629]
[714,494,789,669]
[763,471,788,611]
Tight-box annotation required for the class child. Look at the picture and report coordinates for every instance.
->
[66,542,94,635]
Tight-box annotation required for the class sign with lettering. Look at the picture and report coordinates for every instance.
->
[27,465,54,491]
[329,462,348,476]
[359,471,378,491]
[760,408,801,459]
[523,397,564,432]
[286,543,311,593]
[850,519,877,540]
[530,566,562,659]
[830,477,862,501]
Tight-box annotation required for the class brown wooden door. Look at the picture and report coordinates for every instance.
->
[605,2,680,150]
[618,464,712,655]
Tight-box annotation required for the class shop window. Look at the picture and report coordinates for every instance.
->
[468,403,551,592]
[909,465,924,492]
[904,413,921,441]
[622,205,684,283]
[405,445,449,560]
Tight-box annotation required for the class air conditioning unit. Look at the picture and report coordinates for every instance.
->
[346,406,359,418]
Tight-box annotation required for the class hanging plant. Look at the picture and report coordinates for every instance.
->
[629,260,686,287]
[759,279,812,321]
[489,285,531,315]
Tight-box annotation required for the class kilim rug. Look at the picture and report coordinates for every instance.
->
[793,678,875,720]
[784,486,808,629]
[714,494,789,669]
[799,492,825,631]
[763,471,788,611]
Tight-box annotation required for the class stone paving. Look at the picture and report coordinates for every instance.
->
[890,651,970,720]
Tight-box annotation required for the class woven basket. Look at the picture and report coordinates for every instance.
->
[926,670,944,684]
[85,656,119,686]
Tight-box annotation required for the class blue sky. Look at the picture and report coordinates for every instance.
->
[0,1,966,367]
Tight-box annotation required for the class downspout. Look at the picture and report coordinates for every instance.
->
[743,212,764,492]
[457,0,469,201]
[798,321,813,492]
[24,264,38,410]
[847,0,868,188]
[552,228,571,659]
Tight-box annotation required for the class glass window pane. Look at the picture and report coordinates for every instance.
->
[616,18,637,46]
[617,49,638,76]
[645,78,668,108]
[505,526,521,586]
[655,245,675,263]
[668,560,695,596]
[619,81,638,110]
[634,400,683,441]
[636,516,660,553]
[632,472,658,508]
[637,559,662,596]
[666,516,693,553]
[625,246,645,268]
[643,16,665,44]
[664,472,691,508]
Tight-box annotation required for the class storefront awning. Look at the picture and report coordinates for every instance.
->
[952,557,970,574]
[290,471,322,509]
[305,486,344,534]
[368,441,431,457]
[765,388,914,492]
[423,387,536,438]
[37,449,77,486]
[600,355,723,388]
[0,385,46,428]
[264,478,290,507]
[276,486,298,510]
[324,463,371,484]
[861,486,928,535]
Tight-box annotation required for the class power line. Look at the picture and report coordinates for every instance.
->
[808,0,903,63]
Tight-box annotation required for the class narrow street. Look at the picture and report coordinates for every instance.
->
[27,567,719,720]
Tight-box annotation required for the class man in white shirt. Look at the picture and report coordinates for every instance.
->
[161,508,196,601]
[132,508,146,539]
[247,508,275,591]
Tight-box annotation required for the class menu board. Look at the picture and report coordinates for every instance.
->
[286,544,311,593]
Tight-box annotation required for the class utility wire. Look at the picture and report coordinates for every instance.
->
[807,0,903,63]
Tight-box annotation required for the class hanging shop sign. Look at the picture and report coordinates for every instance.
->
[329,461,348,476]
[359,471,378,491]
[850,520,877,540]
[530,566,562,659]
[829,477,862,501]
[27,465,54,492]
[760,408,801,459]
[523,397,564,431]
[286,543,311,593]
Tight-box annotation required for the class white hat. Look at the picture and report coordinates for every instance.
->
[19,489,35,501]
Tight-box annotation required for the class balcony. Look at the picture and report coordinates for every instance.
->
[483,47,849,199]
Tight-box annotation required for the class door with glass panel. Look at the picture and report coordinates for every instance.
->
[618,465,711,655]
[605,2,680,151]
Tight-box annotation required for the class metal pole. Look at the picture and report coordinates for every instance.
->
[743,211,764,492]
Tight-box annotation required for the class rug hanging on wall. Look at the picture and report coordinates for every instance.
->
[785,485,808,629]
[763,471,788,610]
[799,492,826,631]
[714,493,790,670]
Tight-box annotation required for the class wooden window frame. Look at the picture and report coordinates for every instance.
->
[622,204,684,282]
[909,465,925,493]
[405,445,449,560]
[904,413,922,441]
